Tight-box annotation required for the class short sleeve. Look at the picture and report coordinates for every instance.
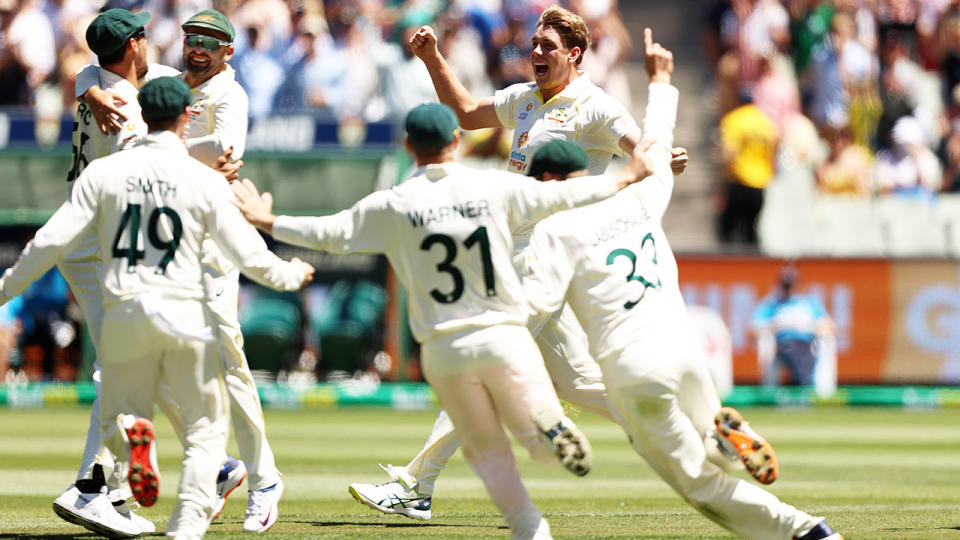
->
[494,83,534,129]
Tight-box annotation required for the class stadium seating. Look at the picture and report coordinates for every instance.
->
[240,291,303,375]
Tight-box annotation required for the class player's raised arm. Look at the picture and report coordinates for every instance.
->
[409,25,501,130]
[0,168,101,304]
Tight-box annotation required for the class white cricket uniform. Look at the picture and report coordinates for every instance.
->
[76,62,279,490]
[519,85,824,540]
[64,66,154,487]
[403,75,650,496]
[269,162,620,539]
[0,131,306,537]
[494,72,638,176]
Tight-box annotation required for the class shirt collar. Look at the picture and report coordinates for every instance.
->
[410,161,466,181]
[135,130,189,153]
[98,67,138,94]
[189,64,236,92]
[537,71,593,105]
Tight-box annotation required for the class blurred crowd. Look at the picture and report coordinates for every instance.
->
[706,0,960,245]
[0,0,633,120]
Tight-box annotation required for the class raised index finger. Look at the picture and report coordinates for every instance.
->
[644,28,653,51]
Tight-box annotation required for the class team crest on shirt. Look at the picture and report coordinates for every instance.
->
[188,102,204,118]
[517,131,529,148]
[547,108,568,123]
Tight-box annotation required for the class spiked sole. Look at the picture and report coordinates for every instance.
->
[531,404,593,477]
[126,419,159,507]
[714,407,779,484]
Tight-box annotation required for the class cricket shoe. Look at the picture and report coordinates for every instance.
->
[794,520,844,540]
[108,489,157,533]
[212,456,247,521]
[348,465,431,520]
[243,480,283,532]
[53,466,142,538]
[714,407,778,484]
[531,402,593,476]
[118,415,160,506]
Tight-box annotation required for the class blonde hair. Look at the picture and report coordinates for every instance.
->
[537,6,591,65]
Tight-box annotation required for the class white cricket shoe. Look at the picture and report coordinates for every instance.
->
[531,403,593,477]
[107,489,157,534]
[348,465,432,520]
[243,480,283,532]
[212,456,247,521]
[53,484,142,538]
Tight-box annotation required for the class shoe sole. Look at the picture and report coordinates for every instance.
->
[347,485,431,520]
[211,469,247,522]
[126,419,159,507]
[714,407,778,484]
[53,500,140,539]
[530,404,593,477]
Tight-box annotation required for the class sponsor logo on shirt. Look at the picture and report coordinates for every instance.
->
[188,102,204,118]
[509,150,528,171]
[525,103,533,112]
[546,108,568,124]
[517,131,529,148]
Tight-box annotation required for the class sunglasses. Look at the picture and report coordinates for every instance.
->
[132,28,146,40]
[184,33,230,51]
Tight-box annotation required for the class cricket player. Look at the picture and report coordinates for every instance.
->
[54,9,167,534]
[74,11,283,530]
[231,102,662,539]
[347,27,756,519]
[0,77,313,539]
[515,47,844,540]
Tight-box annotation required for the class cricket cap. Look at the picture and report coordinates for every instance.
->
[138,77,192,120]
[405,103,460,150]
[86,8,151,57]
[527,140,589,179]
[182,9,235,42]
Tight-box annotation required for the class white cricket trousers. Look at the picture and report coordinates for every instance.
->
[202,268,280,490]
[407,306,610,495]
[98,299,228,538]
[58,242,182,495]
[62,240,279,491]
[421,324,561,540]
[603,338,822,540]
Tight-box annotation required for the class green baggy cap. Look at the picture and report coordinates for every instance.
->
[86,8,151,57]
[405,103,459,150]
[182,9,235,42]
[527,140,589,179]
[138,77,192,120]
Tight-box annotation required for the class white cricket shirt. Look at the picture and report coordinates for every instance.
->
[520,83,683,377]
[0,132,305,307]
[494,72,639,176]
[66,67,145,183]
[75,62,247,168]
[270,162,618,346]
[181,64,248,167]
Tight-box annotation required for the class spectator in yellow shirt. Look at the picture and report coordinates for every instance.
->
[717,94,780,246]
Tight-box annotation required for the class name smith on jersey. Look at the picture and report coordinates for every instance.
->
[407,199,490,228]
[125,176,179,197]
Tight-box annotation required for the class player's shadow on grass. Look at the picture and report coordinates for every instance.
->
[0,535,111,539]
[300,520,479,529]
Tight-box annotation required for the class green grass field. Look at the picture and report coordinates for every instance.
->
[1,406,959,539]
